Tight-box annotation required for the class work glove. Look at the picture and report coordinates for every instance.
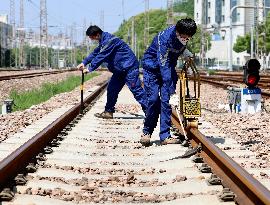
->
[169,93,179,108]
[77,63,85,71]
[182,49,193,62]
[77,63,89,74]
[82,68,89,74]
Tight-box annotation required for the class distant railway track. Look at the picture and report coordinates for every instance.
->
[176,70,270,97]
[0,69,76,81]
[200,75,270,88]
[200,71,270,78]
[199,77,270,98]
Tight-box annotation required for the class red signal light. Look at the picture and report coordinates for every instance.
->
[243,59,260,88]
[247,75,257,86]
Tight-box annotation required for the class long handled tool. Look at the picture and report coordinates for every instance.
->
[80,70,85,114]
[175,106,188,139]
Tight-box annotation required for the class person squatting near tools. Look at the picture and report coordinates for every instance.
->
[77,25,147,119]
[140,18,197,146]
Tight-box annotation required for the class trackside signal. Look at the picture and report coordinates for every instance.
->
[243,59,260,88]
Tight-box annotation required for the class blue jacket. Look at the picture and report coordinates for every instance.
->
[82,32,138,73]
[142,26,191,94]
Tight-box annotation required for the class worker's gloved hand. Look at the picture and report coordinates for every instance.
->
[77,63,85,71]
[182,49,193,62]
[169,93,179,108]
[83,68,89,74]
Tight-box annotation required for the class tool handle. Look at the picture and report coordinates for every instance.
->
[80,71,85,114]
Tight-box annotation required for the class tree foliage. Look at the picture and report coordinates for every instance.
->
[234,12,270,54]
[233,34,251,53]
[114,0,210,58]
[115,9,167,59]
[174,0,194,18]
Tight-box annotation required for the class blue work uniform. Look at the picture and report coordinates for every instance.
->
[142,26,191,141]
[82,32,147,113]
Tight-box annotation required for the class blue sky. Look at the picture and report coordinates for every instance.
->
[0,0,167,41]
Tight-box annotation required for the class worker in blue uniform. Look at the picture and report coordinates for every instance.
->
[140,18,197,146]
[77,25,147,119]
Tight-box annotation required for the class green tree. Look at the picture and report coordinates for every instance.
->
[234,12,270,54]
[115,9,167,59]
[233,34,251,53]
[114,0,210,58]
[173,0,194,18]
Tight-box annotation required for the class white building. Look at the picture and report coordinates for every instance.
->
[25,31,72,50]
[194,0,270,68]
[0,14,8,24]
[0,15,12,67]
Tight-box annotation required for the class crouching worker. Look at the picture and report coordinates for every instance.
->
[77,25,147,119]
[140,18,197,146]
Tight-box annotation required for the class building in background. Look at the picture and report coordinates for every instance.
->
[25,31,73,68]
[25,31,72,49]
[194,0,270,69]
[0,15,12,67]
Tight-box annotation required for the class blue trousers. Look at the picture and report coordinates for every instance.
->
[105,69,147,113]
[143,68,178,141]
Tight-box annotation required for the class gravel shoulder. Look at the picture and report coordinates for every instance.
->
[199,83,270,163]
[0,71,111,142]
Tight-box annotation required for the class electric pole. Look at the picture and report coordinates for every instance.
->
[73,23,77,67]
[263,0,267,70]
[134,32,138,57]
[9,0,17,67]
[100,10,104,30]
[131,17,135,52]
[201,0,207,68]
[255,1,259,58]
[83,18,87,46]
[144,0,149,49]
[70,26,74,67]
[167,0,174,26]
[19,0,25,69]
[122,0,125,21]
[40,0,48,69]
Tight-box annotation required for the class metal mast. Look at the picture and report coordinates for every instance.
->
[144,0,149,49]
[167,0,174,26]
[100,10,104,30]
[40,0,48,69]
[9,0,17,67]
[19,0,25,68]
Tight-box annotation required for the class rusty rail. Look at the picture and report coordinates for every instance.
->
[0,81,107,188]
[200,75,270,87]
[171,110,270,205]
[200,78,270,98]
[200,71,270,78]
[0,69,76,81]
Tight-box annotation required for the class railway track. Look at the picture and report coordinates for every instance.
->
[198,78,270,98]
[0,69,75,81]
[0,81,269,204]
[180,70,270,97]
[200,75,270,90]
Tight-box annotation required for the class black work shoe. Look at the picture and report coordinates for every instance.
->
[160,137,181,145]
[94,111,113,119]
[140,133,151,147]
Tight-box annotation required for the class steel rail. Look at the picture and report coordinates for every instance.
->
[0,69,76,81]
[200,78,270,98]
[171,110,270,205]
[0,81,108,188]
[200,75,270,86]
[199,71,270,78]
